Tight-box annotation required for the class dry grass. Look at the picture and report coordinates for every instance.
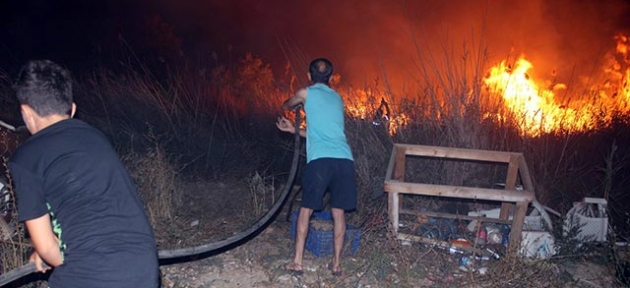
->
[122,129,181,229]
[0,158,30,275]
[246,171,276,219]
[1,39,629,287]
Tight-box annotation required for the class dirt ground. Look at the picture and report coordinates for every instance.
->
[158,216,618,288]
[157,180,403,288]
[4,181,620,288]
[155,180,433,287]
[155,182,620,288]
[159,214,436,288]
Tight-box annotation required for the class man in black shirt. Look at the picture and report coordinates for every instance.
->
[8,60,159,288]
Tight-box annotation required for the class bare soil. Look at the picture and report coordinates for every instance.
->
[2,181,618,288]
[155,181,620,288]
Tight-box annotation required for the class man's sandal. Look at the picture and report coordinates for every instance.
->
[285,262,304,276]
[327,263,342,277]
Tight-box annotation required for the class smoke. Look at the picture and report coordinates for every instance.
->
[155,0,630,91]
[3,0,627,90]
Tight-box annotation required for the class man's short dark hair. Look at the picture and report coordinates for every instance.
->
[13,60,73,117]
[309,58,333,84]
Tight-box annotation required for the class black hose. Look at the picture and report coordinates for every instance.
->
[0,109,302,286]
[158,108,302,258]
[0,262,39,287]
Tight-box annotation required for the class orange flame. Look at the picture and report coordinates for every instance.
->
[483,57,596,135]
[340,88,409,135]
[614,34,630,103]
[302,34,630,137]
[483,34,630,136]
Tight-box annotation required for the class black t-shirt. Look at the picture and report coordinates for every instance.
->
[9,119,159,288]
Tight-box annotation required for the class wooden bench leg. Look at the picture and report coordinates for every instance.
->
[388,192,400,234]
[508,201,528,255]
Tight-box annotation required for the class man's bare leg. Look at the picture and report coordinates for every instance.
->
[331,207,346,273]
[289,207,313,272]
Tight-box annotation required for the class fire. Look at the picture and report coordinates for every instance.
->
[343,88,372,120]
[299,34,630,137]
[483,34,630,136]
[283,87,409,136]
[614,34,630,104]
[483,57,595,135]
[340,88,409,135]
[617,34,629,55]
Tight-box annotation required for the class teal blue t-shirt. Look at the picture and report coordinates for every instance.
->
[304,83,353,163]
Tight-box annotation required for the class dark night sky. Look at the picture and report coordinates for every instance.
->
[1,0,630,88]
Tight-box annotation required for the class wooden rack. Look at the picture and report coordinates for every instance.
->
[383,144,536,253]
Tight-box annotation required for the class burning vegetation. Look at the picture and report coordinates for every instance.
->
[337,33,630,137]
[483,33,630,136]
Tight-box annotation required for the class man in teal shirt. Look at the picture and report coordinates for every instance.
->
[277,58,356,276]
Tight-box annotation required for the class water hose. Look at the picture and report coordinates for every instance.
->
[0,109,302,286]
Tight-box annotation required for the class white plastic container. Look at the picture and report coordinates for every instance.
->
[564,198,608,242]
[467,208,545,232]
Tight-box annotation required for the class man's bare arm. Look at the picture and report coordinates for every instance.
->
[282,88,307,110]
[25,214,63,268]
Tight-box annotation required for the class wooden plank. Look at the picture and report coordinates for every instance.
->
[398,144,520,163]
[384,143,398,181]
[383,143,536,257]
[393,145,406,212]
[508,201,528,253]
[500,154,520,220]
[499,203,513,221]
[386,145,405,234]
[389,192,400,233]
[518,155,535,192]
[397,233,487,255]
[385,146,397,232]
[393,145,406,181]
[399,209,513,225]
[504,154,520,190]
[384,181,535,202]
[398,232,449,248]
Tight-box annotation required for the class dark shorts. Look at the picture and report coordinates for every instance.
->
[301,158,357,211]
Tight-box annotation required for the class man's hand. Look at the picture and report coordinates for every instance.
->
[29,251,51,273]
[276,116,295,133]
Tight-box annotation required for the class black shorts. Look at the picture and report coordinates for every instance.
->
[301,158,357,211]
